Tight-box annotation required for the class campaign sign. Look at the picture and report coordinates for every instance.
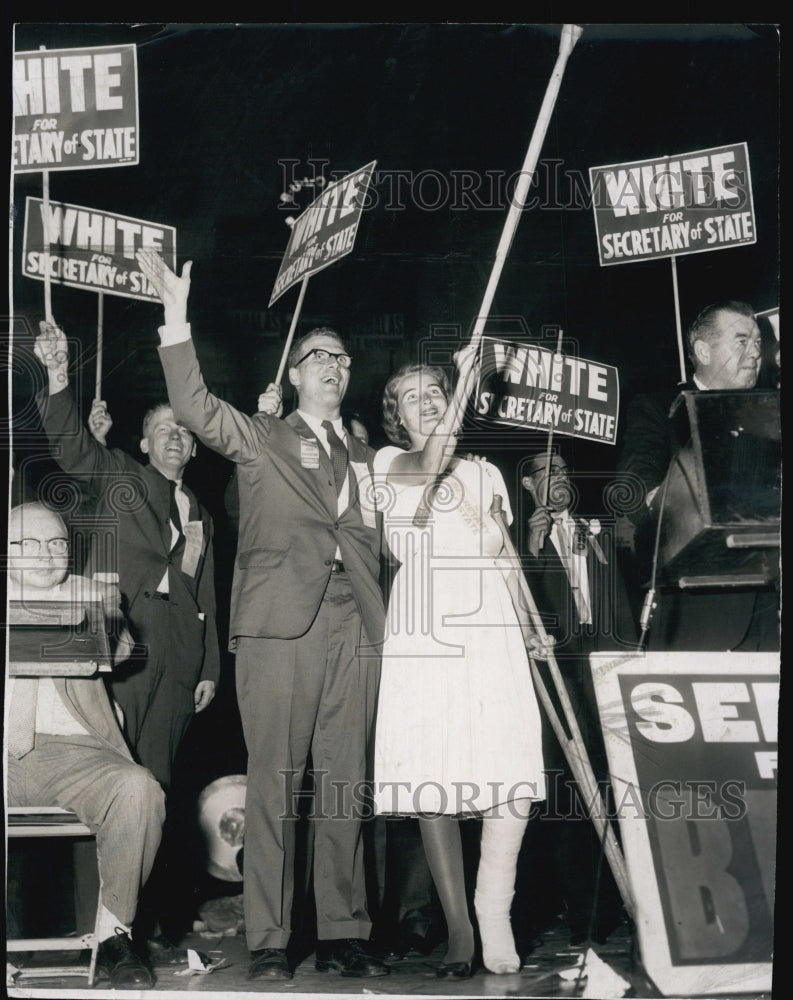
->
[269,161,377,306]
[589,143,755,266]
[23,197,176,302]
[592,651,776,996]
[13,44,139,172]
[474,336,619,444]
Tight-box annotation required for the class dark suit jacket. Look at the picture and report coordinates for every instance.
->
[524,517,637,660]
[615,381,779,651]
[523,516,637,787]
[35,386,220,686]
[158,337,385,649]
[616,381,694,528]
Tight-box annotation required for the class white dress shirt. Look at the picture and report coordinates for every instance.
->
[298,410,349,561]
[156,478,190,594]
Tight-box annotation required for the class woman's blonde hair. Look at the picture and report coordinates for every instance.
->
[381,363,451,447]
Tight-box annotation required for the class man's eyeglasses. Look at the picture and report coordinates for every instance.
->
[10,537,69,557]
[528,462,568,477]
[294,348,352,368]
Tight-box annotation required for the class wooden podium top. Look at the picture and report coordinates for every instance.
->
[8,600,113,676]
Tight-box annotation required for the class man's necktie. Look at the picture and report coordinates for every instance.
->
[169,480,184,545]
[322,421,348,496]
[8,678,39,759]
[555,517,591,624]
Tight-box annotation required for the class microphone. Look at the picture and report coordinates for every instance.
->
[639,588,657,647]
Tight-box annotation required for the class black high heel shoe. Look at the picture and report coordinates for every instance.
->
[435,959,474,979]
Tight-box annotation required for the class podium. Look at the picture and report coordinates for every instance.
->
[655,389,780,587]
[8,600,113,676]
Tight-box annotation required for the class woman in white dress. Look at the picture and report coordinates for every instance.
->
[372,349,549,976]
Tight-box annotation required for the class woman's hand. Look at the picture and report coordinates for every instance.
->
[525,632,555,660]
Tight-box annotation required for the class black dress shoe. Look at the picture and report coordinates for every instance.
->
[315,938,389,977]
[248,947,292,980]
[383,929,436,959]
[146,933,188,966]
[404,930,439,955]
[436,959,474,978]
[97,928,156,989]
[518,934,544,960]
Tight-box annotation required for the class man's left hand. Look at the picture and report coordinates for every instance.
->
[194,680,216,713]
[136,248,192,326]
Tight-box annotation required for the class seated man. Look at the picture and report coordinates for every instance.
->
[6,502,165,989]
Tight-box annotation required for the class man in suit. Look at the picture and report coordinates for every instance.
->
[616,300,779,651]
[33,324,220,954]
[137,248,388,981]
[516,452,636,949]
[7,502,165,989]
[34,322,220,789]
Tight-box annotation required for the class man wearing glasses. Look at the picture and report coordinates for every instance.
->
[518,452,635,951]
[7,502,165,989]
[137,249,387,982]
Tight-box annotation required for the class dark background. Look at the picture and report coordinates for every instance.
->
[11,22,780,446]
[7,21,781,920]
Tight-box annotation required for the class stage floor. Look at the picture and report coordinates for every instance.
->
[6,916,772,999]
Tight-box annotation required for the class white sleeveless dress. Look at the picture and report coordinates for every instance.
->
[372,446,545,816]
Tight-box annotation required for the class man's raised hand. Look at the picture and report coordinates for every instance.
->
[88,400,113,446]
[34,321,68,370]
[135,248,192,325]
[34,321,69,392]
[527,505,552,558]
[257,383,283,418]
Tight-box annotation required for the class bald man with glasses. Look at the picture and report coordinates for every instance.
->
[137,249,387,982]
[7,502,164,989]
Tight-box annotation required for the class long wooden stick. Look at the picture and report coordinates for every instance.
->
[540,327,566,508]
[42,169,53,325]
[274,275,309,386]
[469,24,583,349]
[39,46,54,325]
[492,495,636,920]
[95,292,104,400]
[670,255,686,383]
